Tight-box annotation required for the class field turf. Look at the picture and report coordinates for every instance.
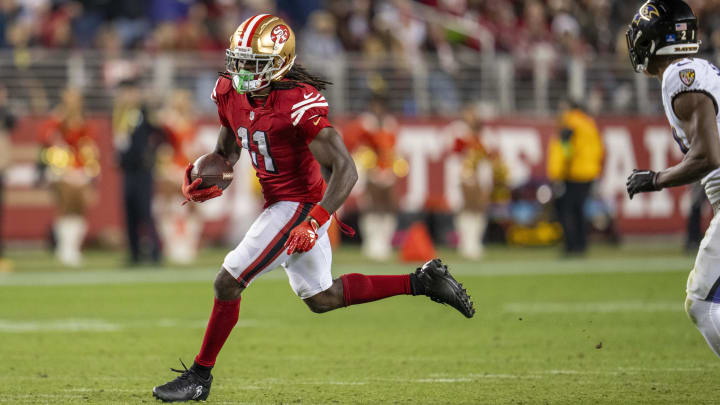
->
[0,244,717,404]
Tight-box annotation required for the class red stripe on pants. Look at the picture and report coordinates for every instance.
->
[237,203,305,286]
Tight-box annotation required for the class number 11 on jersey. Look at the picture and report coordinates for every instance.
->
[237,126,277,173]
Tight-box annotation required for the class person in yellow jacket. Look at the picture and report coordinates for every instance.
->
[546,100,604,255]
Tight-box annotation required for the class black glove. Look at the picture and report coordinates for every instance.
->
[626,169,662,199]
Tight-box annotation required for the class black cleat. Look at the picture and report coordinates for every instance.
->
[153,360,212,402]
[414,258,475,318]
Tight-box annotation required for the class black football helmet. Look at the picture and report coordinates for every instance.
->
[626,0,699,73]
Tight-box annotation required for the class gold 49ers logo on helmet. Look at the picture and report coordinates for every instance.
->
[271,25,290,44]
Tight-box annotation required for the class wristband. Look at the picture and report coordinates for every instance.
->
[653,171,662,191]
[308,204,331,227]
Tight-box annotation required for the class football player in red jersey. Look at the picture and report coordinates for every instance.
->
[153,14,475,402]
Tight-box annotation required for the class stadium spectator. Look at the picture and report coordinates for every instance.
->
[109,0,151,49]
[330,0,373,51]
[113,79,164,266]
[300,10,342,60]
[39,1,80,48]
[38,88,99,266]
[174,2,220,51]
[379,0,427,69]
[426,22,460,114]
[0,84,15,271]
[546,99,604,256]
[2,0,720,60]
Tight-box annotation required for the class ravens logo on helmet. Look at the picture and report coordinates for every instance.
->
[626,0,699,73]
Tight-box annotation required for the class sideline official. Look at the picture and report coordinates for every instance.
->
[113,79,165,265]
[547,100,604,255]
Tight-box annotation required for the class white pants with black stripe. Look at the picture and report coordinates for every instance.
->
[222,201,333,299]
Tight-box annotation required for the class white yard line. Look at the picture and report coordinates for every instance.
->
[240,367,716,387]
[0,257,693,287]
[0,318,257,333]
[504,300,683,314]
[0,268,220,286]
[0,319,121,332]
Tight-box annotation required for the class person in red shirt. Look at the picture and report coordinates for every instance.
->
[354,94,400,261]
[39,88,99,267]
[152,15,475,403]
[447,106,495,260]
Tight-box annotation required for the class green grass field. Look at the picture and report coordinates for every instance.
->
[0,244,717,404]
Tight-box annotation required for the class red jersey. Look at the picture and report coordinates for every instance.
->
[40,116,96,169]
[212,77,332,207]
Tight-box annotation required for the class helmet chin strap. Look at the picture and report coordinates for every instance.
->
[637,40,657,73]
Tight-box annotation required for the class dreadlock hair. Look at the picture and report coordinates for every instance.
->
[271,63,332,91]
[218,63,332,92]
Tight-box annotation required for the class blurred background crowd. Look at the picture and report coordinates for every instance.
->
[0,0,711,270]
[7,0,720,114]
[3,0,720,55]
[6,0,720,116]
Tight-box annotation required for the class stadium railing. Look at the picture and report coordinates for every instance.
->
[0,49,692,116]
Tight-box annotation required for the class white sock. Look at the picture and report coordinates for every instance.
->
[55,216,85,266]
[360,213,395,261]
[456,212,486,259]
[160,213,201,264]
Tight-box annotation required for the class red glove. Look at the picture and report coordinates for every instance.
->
[181,164,223,205]
[284,218,319,255]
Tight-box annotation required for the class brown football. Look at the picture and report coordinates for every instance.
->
[190,152,234,190]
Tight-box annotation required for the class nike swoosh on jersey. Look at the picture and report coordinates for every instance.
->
[303,93,313,99]
[313,117,322,125]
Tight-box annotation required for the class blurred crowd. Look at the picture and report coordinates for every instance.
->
[5,0,720,117]
[2,0,720,56]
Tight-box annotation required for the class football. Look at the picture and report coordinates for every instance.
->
[190,152,234,190]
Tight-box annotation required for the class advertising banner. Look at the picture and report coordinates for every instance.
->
[3,115,692,240]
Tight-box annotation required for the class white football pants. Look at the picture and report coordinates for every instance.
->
[684,202,720,357]
[685,297,720,357]
[222,201,333,299]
